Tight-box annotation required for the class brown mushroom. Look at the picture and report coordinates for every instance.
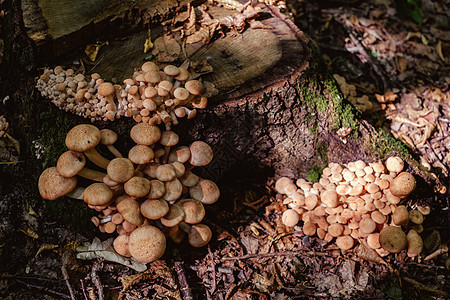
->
[189,141,213,167]
[113,234,131,257]
[188,224,212,247]
[56,150,106,181]
[65,124,110,169]
[160,204,185,227]
[379,226,407,253]
[130,123,161,146]
[124,176,151,198]
[390,172,416,197]
[100,129,123,158]
[177,199,205,224]
[141,198,169,220]
[38,167,78,200]
[189,179,220,205]
[116,197,144,226]
[406,229,423,257]
[83,183,113,206]
[128,225,166,263]
[107,158,134,183]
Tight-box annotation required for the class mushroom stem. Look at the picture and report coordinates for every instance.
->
[106,145,123,158]
[163,146,171,164]
[84,148,110,169]
[179,221,191,233]
[65,186,85,200]
[78,168,107,182]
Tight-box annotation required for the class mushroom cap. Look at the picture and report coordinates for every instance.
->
[321,189,339,208]
[173,87,190,101]
[275,177,293,194]
[390,172,416,197]
[303,222,316,236]
[406,229,423,257]
[113,235,131,257]
[178,199,205,224]
[159,131,179,147]
[408,210,424,225]
[171,161,186,178]
[185,80,204,95]
[160,204,185,227]
[141,198,169,220]
[189,179,220,204]
[328,223,344,237]
[168,146,191,163]
[336,236,354,250]
[124,176,151,198]
[163,179,183,202]
[116,197,144,226]
[56,150,86,177]
[130,123,161,146]
[141,61,159,72]
[189,141,213,166]
[65,124,101,152]
[38,167,77,200]
[282,209,300,227]
[174,67,190,81]
[379,226,407,253]
[385,156,404,173]
[179,171,200,187]
[156,164,177,182]
[367,233,381,249]
[359,218,376,234]
[128,145,154,165]
[107,158,134,183]
[164,65,180,76]
[188,224,212,247]
[83,183,113,206]
[128,225,166,263]
[98,82,115,97]
[100,129,118,145]
[148,179,166,199]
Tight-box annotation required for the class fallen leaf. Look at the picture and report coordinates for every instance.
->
[76,237,147,272]
[144,29,153,53]
[436,40,445,62]
[85,41,109,62]
[19,227,38,239]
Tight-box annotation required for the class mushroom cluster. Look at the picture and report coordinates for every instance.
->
[276,157,427,257]
[36,62,210,129]
[38,124,220,263]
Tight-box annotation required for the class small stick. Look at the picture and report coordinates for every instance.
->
[14,279,71,299]
[80,279,89,300]
[91,260,105,300]
[61,263,76,300]
[174,261,193,300]
[402,276,448,296]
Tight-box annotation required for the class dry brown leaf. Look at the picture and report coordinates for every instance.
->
[396,56,408,73]
[35,243,59,258]
[357,240,387,265]
[436,40,445,62]
[19,227,38,239]
[85,41,108,62]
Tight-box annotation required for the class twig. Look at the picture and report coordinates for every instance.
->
[221,250,329,261]
[402,276,448,296]
[14,279,71,299]
[61,251,76,300]
[91,260,105,300]
[208,245,217,294]
[174,261,193,300]
[80,279,89,300]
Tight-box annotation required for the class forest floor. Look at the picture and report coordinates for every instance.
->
[0,0,449,299]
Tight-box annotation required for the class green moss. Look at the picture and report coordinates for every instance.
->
[305,165,322,182]
[364,128,410,159]
[45,198,95,235]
